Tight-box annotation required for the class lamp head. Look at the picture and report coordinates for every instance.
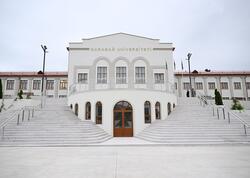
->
[41,45,47,51]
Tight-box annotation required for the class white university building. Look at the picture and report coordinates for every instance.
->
[0,33,250,137]
[67,33,176,137]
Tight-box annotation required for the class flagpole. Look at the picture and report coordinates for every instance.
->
[181,61,184,97]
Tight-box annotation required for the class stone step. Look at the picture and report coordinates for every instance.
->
[0,100,111,146]
[137,97,250,144]
[3,136,111,140]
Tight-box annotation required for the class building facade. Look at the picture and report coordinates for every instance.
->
[1,71,249,100]
[1,34,250,137]
[175,71,250,100]
[67,33,176,137]
[0,72,68,99]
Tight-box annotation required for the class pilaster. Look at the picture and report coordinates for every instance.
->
[228,76,234,99]
[241,76,247,100]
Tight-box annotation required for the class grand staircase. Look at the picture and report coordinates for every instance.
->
[136,97,250,144]
[0,99,111,146]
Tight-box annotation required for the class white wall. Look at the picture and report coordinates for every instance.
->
[68,90,177,136]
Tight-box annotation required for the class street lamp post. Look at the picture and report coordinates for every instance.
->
[41,45,47,107]
[186,53,194,97]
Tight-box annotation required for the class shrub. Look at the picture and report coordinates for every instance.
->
[231,98,244,111]
[18,90,23,99]
[214,89,223,105]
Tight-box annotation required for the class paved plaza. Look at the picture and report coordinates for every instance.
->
[0,145,250,178]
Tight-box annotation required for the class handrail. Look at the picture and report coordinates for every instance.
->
[228,111,249,126]
[227,110,249,135]
[0,103,41,139]
[0,110,20,128]
[196,91,249,135]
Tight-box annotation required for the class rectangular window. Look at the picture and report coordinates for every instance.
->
[208,82,215,90]
[97,67,107,84]
[46,80,54,90]
[116,67,126,84]
[135,67,145,84]
[78,73,88,84]
[6,80,14,90]
[20,80,28,90]
[234,82,241,90]
[154,73,164,84]
[33,80,41,90]
[59,80,68,90]
[183,82,190,90]
[175,82,177,90]
[220,82,228,89]
[195,82,203,90]
[246,82,250,90]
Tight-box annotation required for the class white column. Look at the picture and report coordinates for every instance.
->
[1,78,7,97]
[54,78,59,98]
[241,77,248,100]
[28,78,33,94]
[203,77,208,96]
[177,76,182,97]
[228,77,234,99]
[216,77,221,93]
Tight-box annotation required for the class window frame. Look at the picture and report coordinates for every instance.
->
[78,73,88,84]
[246,82,250,90]
[20,80,28,90]
[135,67,146,84]
[144,101,151,124]
[6,80,15,90]
[154,73,164,84]
[85,102,91,120]
[234,82,241,90]
[59,80,68,90]
[155,102,161,120]
[183,82,190,90]
[208,82,215,90]
[195,82,203,90]
[95,102,102,124]
[46,80,54,90]
[220,82,228,90]
[116,66,127,84]
[33,80,41,90]
[97,66,108,84]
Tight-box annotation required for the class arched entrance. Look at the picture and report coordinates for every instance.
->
[113,101,133,137]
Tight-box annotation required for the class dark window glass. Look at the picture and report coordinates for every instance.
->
[155,102,161,120]
[78,73,88,83]
[85,102,91,120]
[135,67,145,84]
[96,102,102,124]
[144,101,151,123]
[97,67,107,84]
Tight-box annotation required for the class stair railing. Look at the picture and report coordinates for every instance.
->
[0,104,41,139]
[196,91,249,135]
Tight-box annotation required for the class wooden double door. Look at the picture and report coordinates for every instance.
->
[113,101,133,137]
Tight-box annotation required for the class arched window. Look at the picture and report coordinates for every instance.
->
[155,102,161,120]
[144,101,151,123]
[85,102,91,120]
[173,103,176,108]
[96,102,102,124]
[70,104,73,109]
[168,102,171,115]
[75,103,78,116]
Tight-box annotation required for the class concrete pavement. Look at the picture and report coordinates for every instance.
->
[0,145,250,178]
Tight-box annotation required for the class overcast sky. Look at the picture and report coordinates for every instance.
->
[1,0,250,72]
